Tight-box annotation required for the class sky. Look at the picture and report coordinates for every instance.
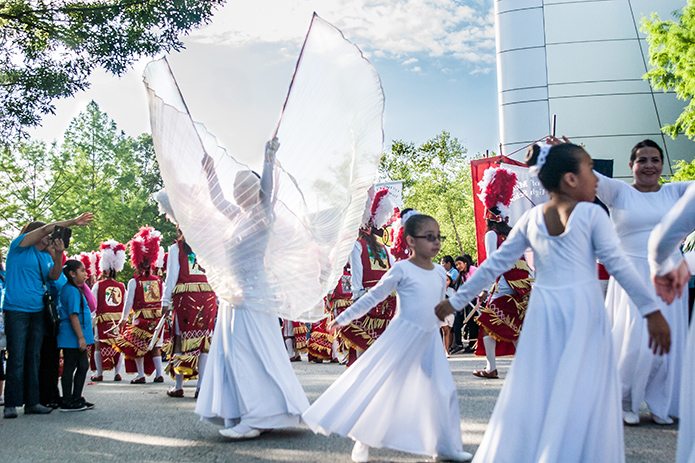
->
[28,0,500,160]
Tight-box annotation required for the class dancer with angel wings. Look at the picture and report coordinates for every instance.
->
[143,14,385,439]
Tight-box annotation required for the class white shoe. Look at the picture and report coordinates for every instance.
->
[623,411,640,425]
[219,427,261,440]
[650,413,674,425]
[351,441,369,463]
[435,451,473,462]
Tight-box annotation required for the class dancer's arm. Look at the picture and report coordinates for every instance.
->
[348,242,364,299]
[649,183,695,303]
[161,243,180,312]
[259,137,278,205]
[119,278,136,328]
[330,264,402,328]
[201,154,239,219]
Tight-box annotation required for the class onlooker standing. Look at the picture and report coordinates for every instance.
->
[440,255,459,282]
[3,213,94,419]
[0,250,6,405]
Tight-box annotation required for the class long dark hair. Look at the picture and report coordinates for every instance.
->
[359,228,387,269]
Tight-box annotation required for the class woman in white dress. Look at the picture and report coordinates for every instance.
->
[303,212,473,463]
[596,139,693,425]
[194,138,310,439]
[436,143,671,463]
[648,183,695,463]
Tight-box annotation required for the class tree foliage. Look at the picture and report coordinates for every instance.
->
[379,131,477,260]
[0,101,176,280]
[643,3,695,139]
[0,0,224,142]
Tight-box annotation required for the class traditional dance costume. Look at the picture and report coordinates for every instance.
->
[307,269,352,362]
[451,203,660,463]
[162,239,217,380]
[475,229,533,356]
[116,273,163,376]
[281,319,308,361]
[648,183,695,463]
[91,278,125,374]
[597,173,693,421]
[303,260,466,460]
[339,237,396,366]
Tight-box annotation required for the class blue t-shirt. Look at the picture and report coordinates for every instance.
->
[446,267,459,282]
[0,268,6,308]
[56,284,94,349]
[3,234,54,312]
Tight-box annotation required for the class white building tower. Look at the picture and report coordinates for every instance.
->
[495,0,695,179]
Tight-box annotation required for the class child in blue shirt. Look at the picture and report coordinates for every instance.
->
[57,260,95,412]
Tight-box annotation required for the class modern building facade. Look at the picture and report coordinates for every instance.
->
[495,0,695,179]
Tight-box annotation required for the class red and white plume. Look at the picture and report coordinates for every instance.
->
[78,252,99,280]
[477,166,517,222]
[361,187,397,230]
[155,246,165,269]
[128,226,162,270]
[99,239,127,273]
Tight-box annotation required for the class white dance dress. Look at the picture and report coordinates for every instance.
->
[450,203,660,463]
[302,260,464,458]
[597,173,692,419]
[648,183,695,463]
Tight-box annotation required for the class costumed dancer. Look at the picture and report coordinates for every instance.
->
[90,240,127,382]
[435,142,671,463]
[339,188,396,367]
[115,226,165,384]
[303,212,473,463]
[159,222,218,398]
[595,138,693,425]
[472,166,534,379]
[307,266,353,363]
[281,319,308,362]
[144,14,386,441]
[648,183,695,463]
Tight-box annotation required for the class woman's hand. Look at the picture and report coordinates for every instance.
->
[265,137,279,162]
[78,337,87,352]
[72,213,94,227]
[435,299,455,321]
[646,311,671,356]
[652,259,690,304]
[326,319,343,334]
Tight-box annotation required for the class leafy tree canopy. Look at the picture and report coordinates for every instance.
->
[643,2,695,138]
[0,0,224,142]
[379,131,477,261]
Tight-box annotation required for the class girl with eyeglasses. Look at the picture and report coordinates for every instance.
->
[303,211,473,463]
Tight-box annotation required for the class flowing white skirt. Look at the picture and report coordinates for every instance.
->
[677,316,695,463]
[473,280,624,463]
[302,315,463,457]
[195,300,309,429]
[606,257,687,419]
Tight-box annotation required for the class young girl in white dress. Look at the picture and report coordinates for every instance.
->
[302,212,473,463]
[436,142,672,463]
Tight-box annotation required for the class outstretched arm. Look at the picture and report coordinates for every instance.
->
[201,154,238,220]
[260,137,279,205]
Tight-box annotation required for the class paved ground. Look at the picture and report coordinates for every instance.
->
[0,353,678,462]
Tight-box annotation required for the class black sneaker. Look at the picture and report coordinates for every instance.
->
[79,398,95,410]
[60,401,87,412]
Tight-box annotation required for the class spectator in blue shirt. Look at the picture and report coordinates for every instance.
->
[3,213,94,419]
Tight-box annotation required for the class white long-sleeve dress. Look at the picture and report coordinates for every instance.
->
[302,260,464,458]
[648,183,695,463]
[450,202,660,463]
[597,173,692,419]
[194,159,309,429]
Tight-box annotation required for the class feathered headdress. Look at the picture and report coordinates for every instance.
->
[390,209,420,261]
[78,251,100,280]
[155,246,165,269]
[477,166,517,223]
[361,187,397,230]
[154,189,177,223]
[99,239,127,273]
[128,226,162,271]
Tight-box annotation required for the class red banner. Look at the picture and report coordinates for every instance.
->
[470,156,525,265]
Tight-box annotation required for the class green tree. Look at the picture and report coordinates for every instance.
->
[670,158,695,181]
[379,131,477,260]
[0,0,223,142]
[643,3,695,138]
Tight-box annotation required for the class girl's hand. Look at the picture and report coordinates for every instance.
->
[78,338,87,352]
[72,213,94,226]
[265,137,279,162]
[652,260,690,304]
[326,319,343,333]
[646,311,671,356]
[544,135,571,146]
[435,299,455,321]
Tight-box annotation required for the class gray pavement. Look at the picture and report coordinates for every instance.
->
[0,353,678,462]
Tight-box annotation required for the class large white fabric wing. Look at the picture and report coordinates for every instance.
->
[144,14,384,321]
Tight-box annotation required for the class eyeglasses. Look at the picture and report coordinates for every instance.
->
[412,234,446,242]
